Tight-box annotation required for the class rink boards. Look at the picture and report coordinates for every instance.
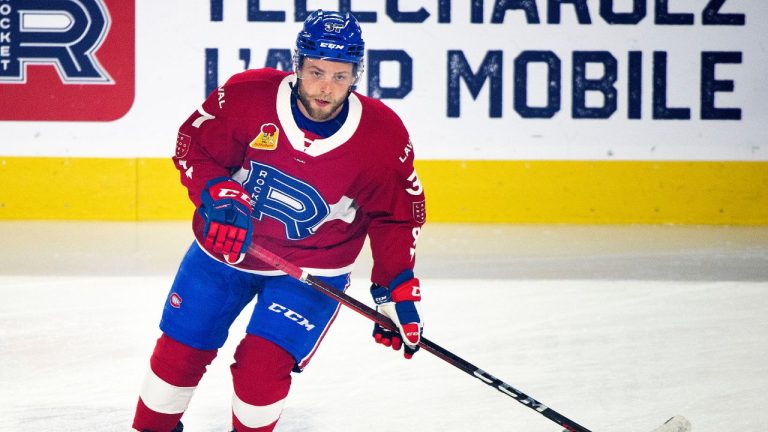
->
[0,157,765,225]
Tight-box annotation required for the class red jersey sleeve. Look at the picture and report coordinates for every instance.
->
[172,77,249,207]
[361,110,426,287]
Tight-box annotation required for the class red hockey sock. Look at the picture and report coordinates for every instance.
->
[132,334,217,432]
[230,335,295,432]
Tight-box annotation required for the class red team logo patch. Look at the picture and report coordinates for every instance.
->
[0,0,135,121]
[175,132,191,158]
[169,293,183,308]
[412,201,426,224]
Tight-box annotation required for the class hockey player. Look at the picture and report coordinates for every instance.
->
[132,9,426,432]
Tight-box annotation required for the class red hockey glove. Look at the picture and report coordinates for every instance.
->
[198,177,254,264]
[370,277,423,359]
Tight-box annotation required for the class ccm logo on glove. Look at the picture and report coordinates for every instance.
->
[216,188,253,204]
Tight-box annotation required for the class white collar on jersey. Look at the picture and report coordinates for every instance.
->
[276,74,363,158]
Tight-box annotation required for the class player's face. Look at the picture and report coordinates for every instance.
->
[296,58,355,121]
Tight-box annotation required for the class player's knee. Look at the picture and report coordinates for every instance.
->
[231,335,294,403]
[151,333,218,386]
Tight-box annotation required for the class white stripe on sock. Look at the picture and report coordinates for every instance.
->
[139,368,196,414]
[232,392,285,428]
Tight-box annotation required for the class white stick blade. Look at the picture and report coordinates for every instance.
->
[651,416,691,432]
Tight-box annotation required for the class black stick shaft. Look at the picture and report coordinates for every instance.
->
[248,244,591,432]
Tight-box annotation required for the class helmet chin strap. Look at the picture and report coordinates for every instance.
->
[289,78,301,98]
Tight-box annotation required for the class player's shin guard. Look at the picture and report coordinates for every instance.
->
[132,334,217,432]
[230,335,294,432]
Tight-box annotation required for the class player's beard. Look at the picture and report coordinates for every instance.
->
[296,83,347,121]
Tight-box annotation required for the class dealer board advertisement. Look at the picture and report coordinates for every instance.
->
[0,0,764,161]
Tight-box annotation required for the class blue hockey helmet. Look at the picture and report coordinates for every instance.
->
[294,10,365,81]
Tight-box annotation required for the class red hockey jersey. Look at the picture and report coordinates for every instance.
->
[172,68,426,286]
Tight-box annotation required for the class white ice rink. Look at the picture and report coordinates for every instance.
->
[1,222,767,432]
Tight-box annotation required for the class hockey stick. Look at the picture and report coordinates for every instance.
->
[247,243,691,432]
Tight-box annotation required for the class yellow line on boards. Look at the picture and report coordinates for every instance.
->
[1,157,766,224]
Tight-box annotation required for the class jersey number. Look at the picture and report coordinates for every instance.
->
[243,162,329,240]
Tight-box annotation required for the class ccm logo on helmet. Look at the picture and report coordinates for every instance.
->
[319,42,345,50]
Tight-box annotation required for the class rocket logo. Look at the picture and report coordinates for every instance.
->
[249,123,280,150]
[0,0,135,121]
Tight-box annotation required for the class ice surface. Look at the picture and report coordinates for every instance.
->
[1,222,767,432]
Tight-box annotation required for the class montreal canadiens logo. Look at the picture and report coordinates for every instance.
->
[169,293,183,308]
